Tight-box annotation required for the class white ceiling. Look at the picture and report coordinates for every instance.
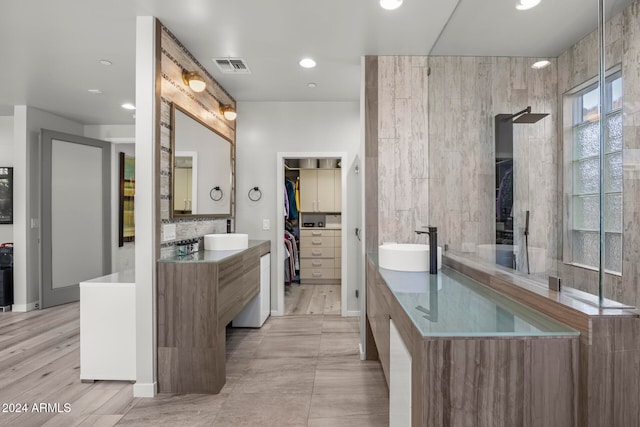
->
[0,0,634,125]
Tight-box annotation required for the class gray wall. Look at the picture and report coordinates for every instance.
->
[235,101,361,314]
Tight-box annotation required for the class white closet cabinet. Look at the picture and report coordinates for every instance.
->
[299,169,341,212]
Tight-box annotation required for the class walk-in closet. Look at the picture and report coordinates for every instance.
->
[283,157,342,315]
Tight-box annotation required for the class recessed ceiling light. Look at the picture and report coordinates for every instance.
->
[308,82,317,88]
[121,103,136,110]
[531,60,551,69]
[380,0,403,10]
[299,58,316,69]
[516,0,541,11]
[87,89,103,94]
[99,59,113,66]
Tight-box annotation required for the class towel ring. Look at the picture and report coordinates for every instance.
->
[248,186,262,202]
[210,186,223,201]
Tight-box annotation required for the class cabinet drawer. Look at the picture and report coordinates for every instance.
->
[300,268,337,279]
[300,247,335,258]
[300,236,334,248]
[301,258,335,269]
[301,229,336,237]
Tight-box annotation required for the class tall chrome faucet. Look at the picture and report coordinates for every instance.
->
[415,226,438,275]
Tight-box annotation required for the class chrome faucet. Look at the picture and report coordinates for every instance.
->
[415,226,438,275]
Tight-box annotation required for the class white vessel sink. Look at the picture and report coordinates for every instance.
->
[204,233,249,251]
[378,243,442,272]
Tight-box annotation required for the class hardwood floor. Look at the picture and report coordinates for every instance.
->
[0,301,387,426]
[284,284,341,315]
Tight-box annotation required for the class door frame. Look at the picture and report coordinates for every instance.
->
[276,152,348,316]
[40,129,111,308]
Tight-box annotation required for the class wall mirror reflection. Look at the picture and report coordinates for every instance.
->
[171,104,233,218]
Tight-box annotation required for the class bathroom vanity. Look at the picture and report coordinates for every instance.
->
[157,240,270,394]
[366,255,580,427]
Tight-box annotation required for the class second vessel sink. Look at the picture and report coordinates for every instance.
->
[379,243,442,272]
[204,233,249,251]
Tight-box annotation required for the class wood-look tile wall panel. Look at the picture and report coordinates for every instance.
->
[364,56,379,254]
[374,54,558,263]
[157,24,237,256]
[428,56,558,265]
[377,56,430,244]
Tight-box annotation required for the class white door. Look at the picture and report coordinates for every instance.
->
[41,130,111,308]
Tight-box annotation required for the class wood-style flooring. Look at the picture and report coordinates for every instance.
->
[0,301,387,426]
[284,284,341,315]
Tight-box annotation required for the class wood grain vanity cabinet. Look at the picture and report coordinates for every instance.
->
[157,240,270,394]
[366,256,580,427]
[299,169,341,212]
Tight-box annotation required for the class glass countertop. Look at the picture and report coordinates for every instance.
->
[158,240,268,263]
[373,258,578,338]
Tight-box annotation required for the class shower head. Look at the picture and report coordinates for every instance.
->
[513,113,549,123]
[510,106,549,124]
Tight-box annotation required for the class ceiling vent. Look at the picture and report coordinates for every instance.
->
[212,57,251,74]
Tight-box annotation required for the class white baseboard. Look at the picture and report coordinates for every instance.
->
[359,343,365,361]
[270,309,283,317]
[346,310,360,317]
[133,382,157,398]
[12,301,38,312]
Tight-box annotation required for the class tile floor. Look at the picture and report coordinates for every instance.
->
[0,303,388,426]
[119,315,388,426]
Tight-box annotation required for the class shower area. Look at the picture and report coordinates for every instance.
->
[372,0,639,310]
[493,107,548,274]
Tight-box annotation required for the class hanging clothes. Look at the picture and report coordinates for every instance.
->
[285,230,299,272]
[295,177,300,212]
[284,185,290,218]
[285,178,298,219]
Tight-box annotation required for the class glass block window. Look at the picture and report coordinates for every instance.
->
[571,72,623,273]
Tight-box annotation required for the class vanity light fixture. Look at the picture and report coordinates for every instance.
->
[380,0,403,10]
[531,60,551,69]
[299,58,316,69]
[515,0,541,11]
[220,105,237,121]
[121,103,136,110]
[182,70,207,93]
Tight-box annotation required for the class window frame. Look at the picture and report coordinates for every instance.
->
[564,66,623,275]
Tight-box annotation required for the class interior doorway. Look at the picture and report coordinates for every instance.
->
[40,130,111,309]
[276,153,348,316]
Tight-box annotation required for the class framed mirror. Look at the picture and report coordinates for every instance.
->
[170,103,233,218]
